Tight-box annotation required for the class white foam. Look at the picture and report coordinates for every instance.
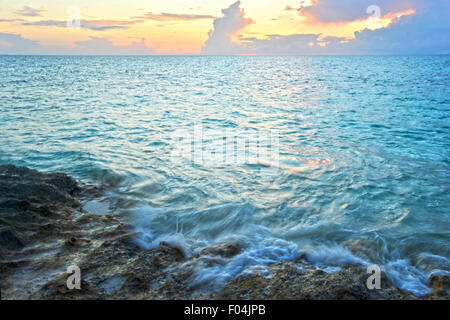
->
[191,237,301,288]
[129,204,446,297]
[300,244,368,267]
[384,259,431,297]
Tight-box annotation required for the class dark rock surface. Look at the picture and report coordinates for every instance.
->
[218,261,414,300]
[0,165,447,300]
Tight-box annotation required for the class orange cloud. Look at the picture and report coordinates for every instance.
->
[22,19,143,31]
[134,12,215,21]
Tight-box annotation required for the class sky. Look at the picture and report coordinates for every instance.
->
[0,0,449,55]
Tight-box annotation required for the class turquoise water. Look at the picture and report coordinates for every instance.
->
[1,55,449,296]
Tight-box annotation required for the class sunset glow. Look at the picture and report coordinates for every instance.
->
[0,1,445,54]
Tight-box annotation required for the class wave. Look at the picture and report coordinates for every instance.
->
[129,203,448,297]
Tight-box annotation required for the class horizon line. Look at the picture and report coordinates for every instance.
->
[1,53,449,57]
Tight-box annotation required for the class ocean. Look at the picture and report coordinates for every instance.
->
[0,55,449,296]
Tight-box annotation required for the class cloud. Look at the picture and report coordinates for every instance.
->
[22,19,142,31]
[201,1,255,54]
[296,0,418,23]
[345,1,450,54]
[22,11,215,32]
[284,5,297,12]
[201,0,449,55]
[240,33,328,55]
[73,37,154,55]
[0,32,154,55]
[202,1,322,55]
[0,19,25,23]
[14,6,44,17]
[0,32,40,54]
[134,12,215,21]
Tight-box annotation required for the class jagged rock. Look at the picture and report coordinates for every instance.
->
[200,242,241,258]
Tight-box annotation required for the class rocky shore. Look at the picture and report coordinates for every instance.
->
[0,165,447,300]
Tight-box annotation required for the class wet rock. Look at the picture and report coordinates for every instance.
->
[200,242,241,258]
[0,178,76,207]
[63,237,79,249]
[0,226,24,250]
[98,275,124,293]
[0,165,131,299]
[32,276,102,300]
[159,241,185,261]
[428,274,449,298]
[0,199,31,211]
[44,173,78,195]
[216,262,417,300]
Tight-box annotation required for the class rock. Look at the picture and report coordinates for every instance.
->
[0,165,130,299]
[0,199,31,211]
[428,274,449,298]
[158,241,186,261]
[44,173,78,195]
[32,277,101,300]
[216,262,417,300]
[200,242,241,258]
[0,165,77,205]
[98,275,124,294]
[0,226,24,250]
